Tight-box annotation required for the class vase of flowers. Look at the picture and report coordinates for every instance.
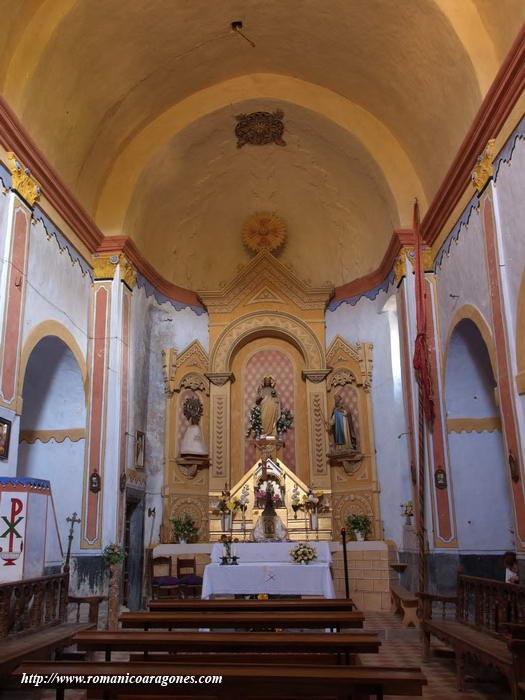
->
[400,501,414,526]
[290,542,317,564]
[170,513,198,544]
[346,514,372,542]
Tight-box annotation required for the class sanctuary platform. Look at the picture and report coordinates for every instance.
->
[152,540,397,610]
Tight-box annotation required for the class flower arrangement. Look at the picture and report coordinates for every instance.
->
[213,488,239,514]
[290,542,317,565]
[103,543,125,567]
[276,408,294,436]
[400,501,414,518]
[170,513,198,543]
[246,405,263,438]
[346,514,372,538]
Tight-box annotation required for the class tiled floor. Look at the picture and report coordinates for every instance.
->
[1,611,513,699]
[362,612,511,700]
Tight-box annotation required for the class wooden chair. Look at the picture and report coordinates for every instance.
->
[150,556,180,599]
[176,557,203,598]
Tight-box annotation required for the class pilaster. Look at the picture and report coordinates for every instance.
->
[206,372,233,492]
[81,253,135,549]
[303,370,331,489]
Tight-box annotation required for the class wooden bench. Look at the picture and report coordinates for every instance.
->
[120,610,364,631]
[418,572,525,698]
[68,595,107,626]
[0,572,94,676]
[74,630,380,662]
[390,583,418,627]
[149,598,355,612]
[13,660,427,698]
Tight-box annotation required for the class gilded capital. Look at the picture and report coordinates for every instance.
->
[395,246,433,284]
[471,139,496,193]
[394,247,410,285]
[7,152,41,207]
[92,252,136,287]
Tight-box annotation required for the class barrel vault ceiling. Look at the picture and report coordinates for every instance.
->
[1,0,523,288]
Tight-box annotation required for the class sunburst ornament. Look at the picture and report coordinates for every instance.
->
[242,213,287,254]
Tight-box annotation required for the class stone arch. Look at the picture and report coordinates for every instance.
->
[444,314,512,554]
[444,304,496,385]
[209,311,325,373]
[18,320,87,402]
[17,325,87,558]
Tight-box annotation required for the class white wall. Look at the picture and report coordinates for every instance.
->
[129,284,208,544]
[326,289,411,547]
[23,218,91,355]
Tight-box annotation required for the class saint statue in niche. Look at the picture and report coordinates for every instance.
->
[329,394,357,451]
[256,375,281,437]
[180,396,208,456]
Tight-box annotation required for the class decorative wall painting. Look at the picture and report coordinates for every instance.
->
[0,417,11,460]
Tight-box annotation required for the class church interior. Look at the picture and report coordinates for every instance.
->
[0,2,525,698]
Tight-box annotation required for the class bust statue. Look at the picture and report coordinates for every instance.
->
[180,396,208,456]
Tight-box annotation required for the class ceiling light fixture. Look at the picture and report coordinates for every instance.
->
[231,21,256,48]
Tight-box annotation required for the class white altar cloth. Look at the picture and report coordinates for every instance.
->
[202,562,335,599]
[210,541,331,564]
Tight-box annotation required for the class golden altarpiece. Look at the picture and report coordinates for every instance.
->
[160,251,382,543]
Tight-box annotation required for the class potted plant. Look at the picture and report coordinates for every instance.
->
[346,514,372,542]
[170,513,198,544]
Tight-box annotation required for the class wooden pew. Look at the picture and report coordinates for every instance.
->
[149,598,355,612]
[390,583,418,628]
[0,572,94,677]
[13,661,427,698]
[418,571,525,696]
[120,610,364,631]
[74,630,380,662]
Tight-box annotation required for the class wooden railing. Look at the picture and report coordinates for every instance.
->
[456,573,525,634]
[0,572,69,638]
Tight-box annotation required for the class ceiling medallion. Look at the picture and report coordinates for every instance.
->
[234,110,286,148]
[242,213,287,254]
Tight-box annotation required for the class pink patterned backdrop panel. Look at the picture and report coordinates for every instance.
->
[334,384,361,449]
[244,348,296,472]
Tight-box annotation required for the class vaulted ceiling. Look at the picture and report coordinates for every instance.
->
[1,0,523,288]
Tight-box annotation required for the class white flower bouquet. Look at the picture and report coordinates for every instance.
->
[289,542,317,564]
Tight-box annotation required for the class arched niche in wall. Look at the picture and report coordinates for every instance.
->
[445,315,513,558]
[17,333,86,556]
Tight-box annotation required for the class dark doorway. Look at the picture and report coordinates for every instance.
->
[123,491,145,610]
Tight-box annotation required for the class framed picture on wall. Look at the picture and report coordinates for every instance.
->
[0,417,12,460]
[136,431,145,469]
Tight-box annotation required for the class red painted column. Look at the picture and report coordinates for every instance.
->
[482,193,525,546]
[117,287,131,537]
[82,283,110,547]
[425,278,456,545]
[0,199,31,412]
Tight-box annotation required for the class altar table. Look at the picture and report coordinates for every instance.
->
[210,541,331,564]
[202,562,335,599]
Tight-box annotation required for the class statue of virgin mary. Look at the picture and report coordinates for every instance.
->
[256,375,281,437]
